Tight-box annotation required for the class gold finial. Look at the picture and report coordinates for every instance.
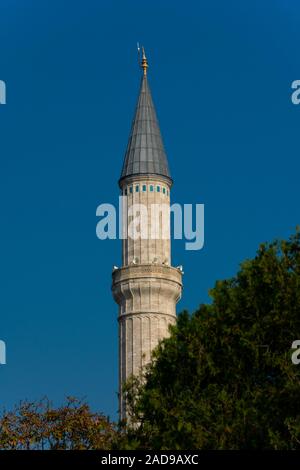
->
[141,46,148,76]
[137,43,149,76]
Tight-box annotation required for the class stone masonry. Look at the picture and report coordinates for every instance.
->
[112,50,183,420]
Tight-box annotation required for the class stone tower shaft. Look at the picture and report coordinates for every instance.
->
[112,51,182,420]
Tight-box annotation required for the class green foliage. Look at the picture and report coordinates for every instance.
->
[122,232,300,449]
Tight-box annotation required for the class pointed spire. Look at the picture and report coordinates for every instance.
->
[119,48,171,185]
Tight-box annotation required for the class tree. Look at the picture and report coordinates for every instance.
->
[0,397,116,450]
[122,232,300,449]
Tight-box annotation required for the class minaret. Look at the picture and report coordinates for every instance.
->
[112,48,183,421]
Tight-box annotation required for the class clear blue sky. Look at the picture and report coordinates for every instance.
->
[0,0,299,420]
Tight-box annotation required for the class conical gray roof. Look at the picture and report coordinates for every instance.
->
[120,74,171,184]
